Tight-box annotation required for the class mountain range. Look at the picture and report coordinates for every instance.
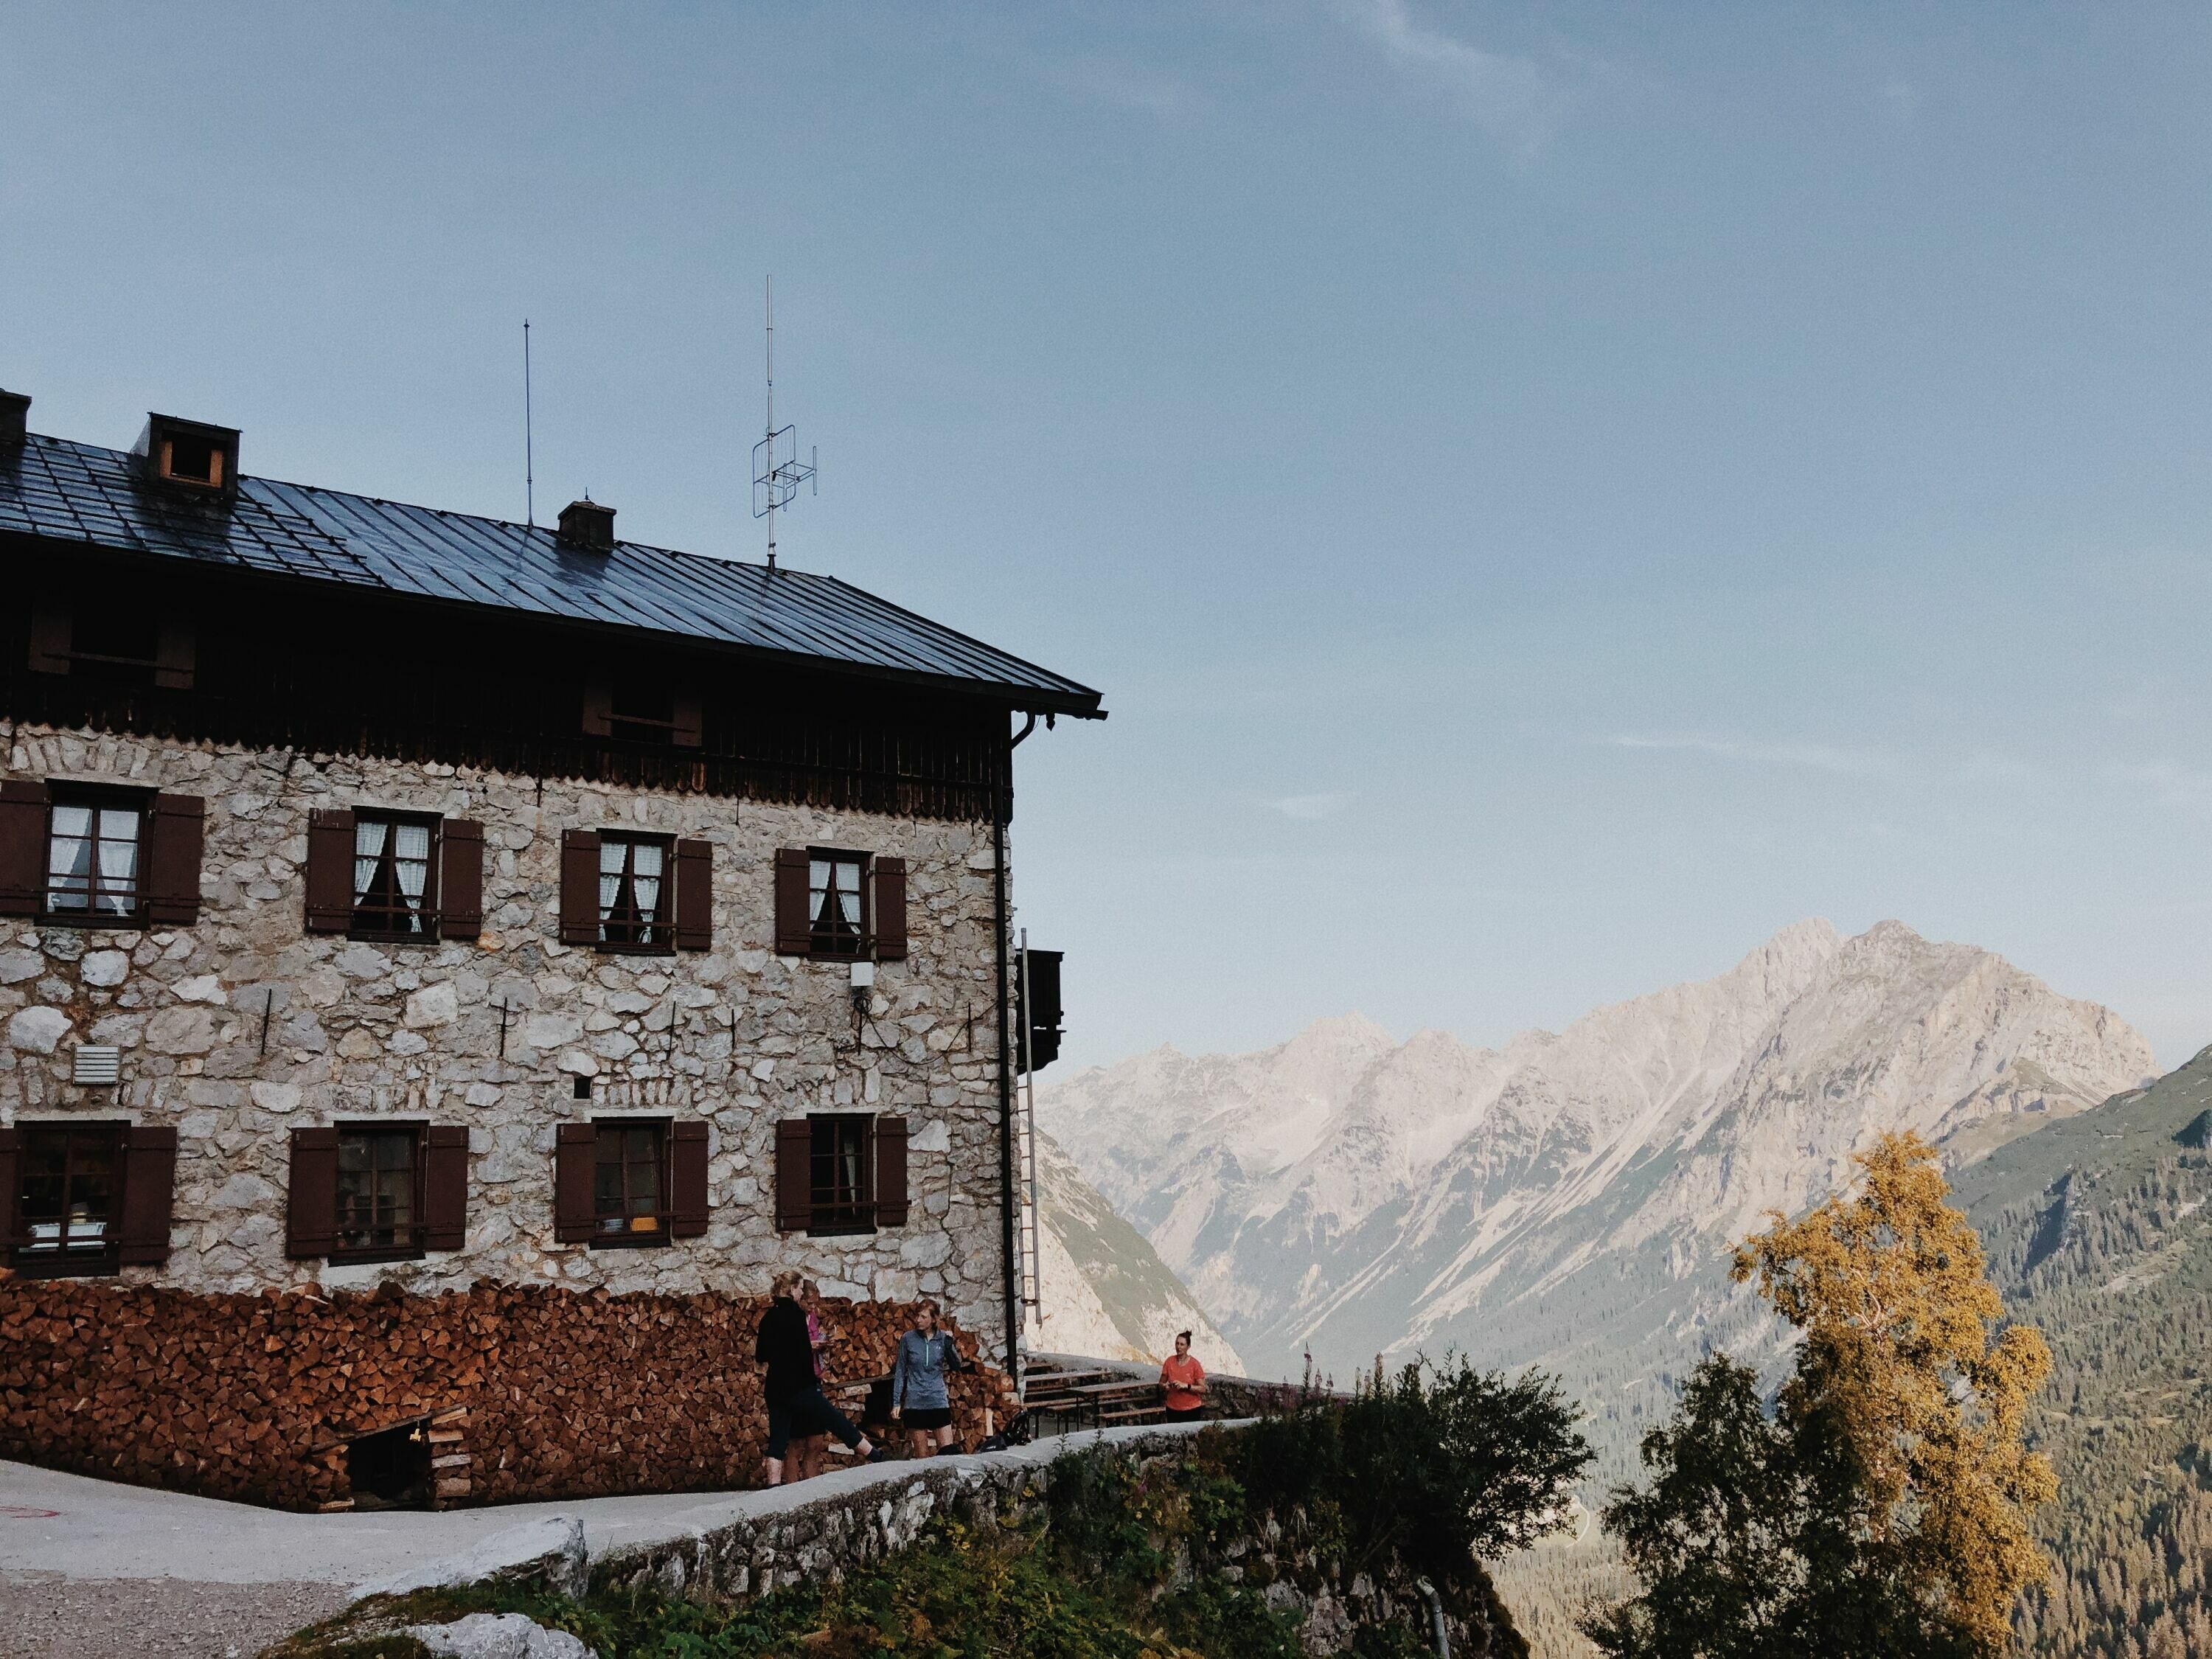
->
[1037,919,2156,1461]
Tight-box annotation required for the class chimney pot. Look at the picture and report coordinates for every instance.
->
[557,498,616,552]
[0,389,27,448]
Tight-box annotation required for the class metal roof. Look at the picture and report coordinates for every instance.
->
[0,432,1103,717]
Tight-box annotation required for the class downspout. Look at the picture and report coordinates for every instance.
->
[995,710,1038,1394]
[1415,1579,1450,1659]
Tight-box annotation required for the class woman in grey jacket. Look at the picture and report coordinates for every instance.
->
[891,1298,963,1459]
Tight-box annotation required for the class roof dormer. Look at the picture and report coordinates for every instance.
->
[134,413,240,502]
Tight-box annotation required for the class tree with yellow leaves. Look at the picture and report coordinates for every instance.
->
[1585,1133,2056,1659]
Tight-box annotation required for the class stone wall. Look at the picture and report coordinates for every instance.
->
[0,720,1015,1352]
[0,1273,1015,1511]
[588,1425,1527,1658]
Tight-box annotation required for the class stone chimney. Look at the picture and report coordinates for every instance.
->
[0,389,27,448]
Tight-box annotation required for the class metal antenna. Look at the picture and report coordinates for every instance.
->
[753,275,817,571]
[523,319,535,529]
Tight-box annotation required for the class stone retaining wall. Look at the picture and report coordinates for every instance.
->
[0,1274,1012,1512]
[591,1425,1526,1658]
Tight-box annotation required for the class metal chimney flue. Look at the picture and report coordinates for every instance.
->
[557,497,615,551]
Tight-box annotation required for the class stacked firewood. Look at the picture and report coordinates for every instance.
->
[0,1273,1014,1512]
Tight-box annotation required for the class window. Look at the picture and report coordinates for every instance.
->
[774,1116,908,1235]
[597,833,671,950]
[591,1121,667,1245]
[45,790,146,921]
[351,812,438,939]
[609,683,676,745]
[163,430,222,487]
[809,852,867,956]
[334,1126,421,1259]
[810,1115,872,1233]
[13,1123,123,1276]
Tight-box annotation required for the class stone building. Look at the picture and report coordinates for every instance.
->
[0,391,1101,1374]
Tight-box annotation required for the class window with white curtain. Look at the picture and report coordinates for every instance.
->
[807,852,866,956]
[44,793,145,919]
[598,832,671,949]
[351,813,437,939]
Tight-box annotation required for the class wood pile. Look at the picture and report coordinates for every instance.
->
[0,1272,1014,1512]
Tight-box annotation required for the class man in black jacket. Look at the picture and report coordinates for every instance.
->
[756,1270,873,1484]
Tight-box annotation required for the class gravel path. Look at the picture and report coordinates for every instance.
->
[0,1571,344,1659]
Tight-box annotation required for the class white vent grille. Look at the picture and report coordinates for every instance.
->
[72,1045,120,1085]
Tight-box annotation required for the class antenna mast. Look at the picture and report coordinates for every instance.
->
[753,276,817,571]
[523,319,535,530]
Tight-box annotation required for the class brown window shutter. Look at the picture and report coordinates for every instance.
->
[0,1126,21,1248]
[672,693,703,749]
[580,680,613,738]
[440,818,484,941]
[422,1125,470,1251]
[669,1120,709,1238]
[560,830,602,946]
[118,1124,179,1265]
[0,779,50,917]
[775,1118,812,1232]
[304,809,356,934]
[673,838,712,950]
[554,1121,598,1242]
[285,1127,339,1259]
[153,622,196,691]
[872,857,908,961]
[773,847,811,956]
[873,1116,910,1227]
[144,793,205,926]
[27,600,69,675]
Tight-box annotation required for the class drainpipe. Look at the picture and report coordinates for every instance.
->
[1415,1578,1450,1659]
[995,711,1038,1394]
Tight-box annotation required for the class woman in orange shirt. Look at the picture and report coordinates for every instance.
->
[1159,1330,1207,1422]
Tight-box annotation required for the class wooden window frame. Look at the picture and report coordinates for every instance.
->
[41,785,152,928]
[588,1118,672,1249]
[8,1120,127,1279]
[330,1122,427,1264]
[804,847,871,961]
[807,1113,876,1237]
[595,831,678,956]
[347,809,443,944]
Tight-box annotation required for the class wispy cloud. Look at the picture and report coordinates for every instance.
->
[1271,790,1355,821]
[1333,0,1557,150]
[1606,734,1889,777]
[2109,761,2212,823]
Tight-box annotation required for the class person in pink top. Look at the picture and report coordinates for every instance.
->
[1159,1330,1208,1422]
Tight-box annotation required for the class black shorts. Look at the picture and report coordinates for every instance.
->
[901,1405,953,1431]
[1164,1405,1205,1422]
[767,1385,862,1459]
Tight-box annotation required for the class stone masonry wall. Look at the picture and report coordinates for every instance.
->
[0,720,1015,1353]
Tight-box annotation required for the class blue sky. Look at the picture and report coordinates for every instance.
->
[7,4,2212,1071]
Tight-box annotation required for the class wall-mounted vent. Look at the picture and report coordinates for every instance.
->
[72,1045,121,1085]
[557,498,616,551]
[134,413,241,501]
[0,389,27,448]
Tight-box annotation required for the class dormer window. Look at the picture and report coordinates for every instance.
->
[133,414,240,502]
[163,430,223,487]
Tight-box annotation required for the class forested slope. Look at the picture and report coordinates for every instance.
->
[1952,1050,2212,1658]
